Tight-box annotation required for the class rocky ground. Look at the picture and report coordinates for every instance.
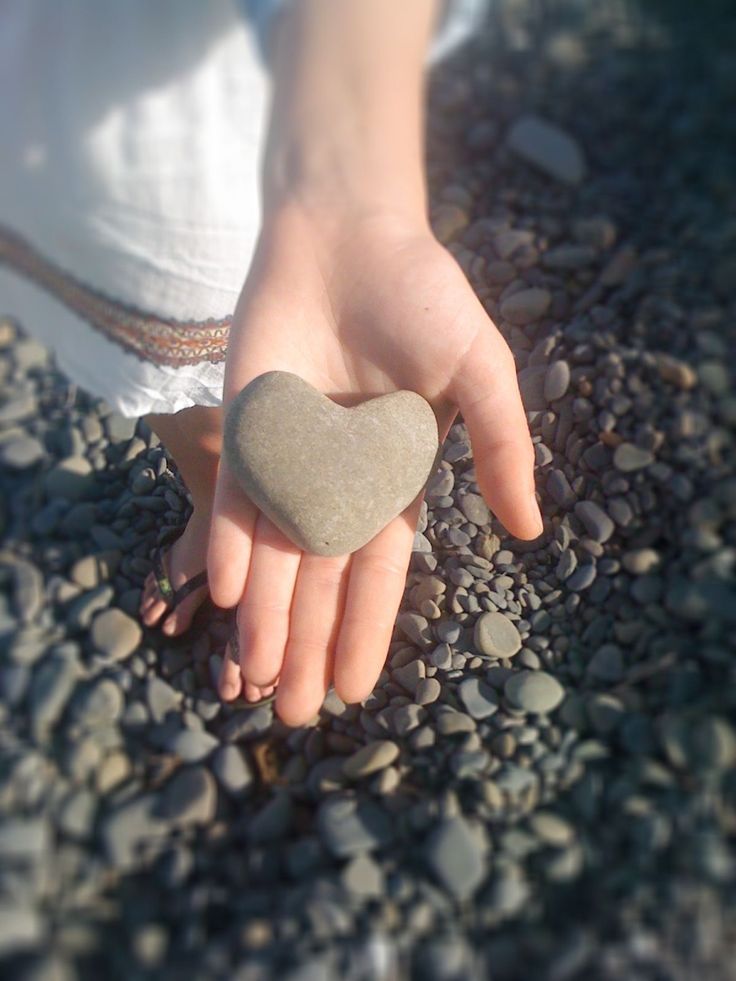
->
[1,2,735,979]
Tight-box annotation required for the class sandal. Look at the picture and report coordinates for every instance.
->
[149,526,209,620]
[227,627,278,708]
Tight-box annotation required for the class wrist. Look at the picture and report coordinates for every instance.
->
[261,0,438,227]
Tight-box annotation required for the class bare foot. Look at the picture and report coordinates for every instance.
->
[139,509,211,636]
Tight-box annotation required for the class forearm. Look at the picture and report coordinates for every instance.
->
[262,0,441,223]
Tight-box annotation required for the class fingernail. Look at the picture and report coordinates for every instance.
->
[529,491,544,536]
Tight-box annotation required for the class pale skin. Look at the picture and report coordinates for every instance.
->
[139,0,543,727]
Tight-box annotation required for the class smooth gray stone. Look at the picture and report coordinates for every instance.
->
[155,766,217,827]
[223,371,439,556]
[459,493,490,526]
[415,677,442,705]
[587,643,625,682]
[167,728,219,763]
[0,816,50,860]
[622,548,660,575]
[101,794,165,869]
[342,740,399,779]
[613,442,655,472]
[546,469,576,508]
[574,500,615,543]
[212,744,254,797]
[500,290,551,328]
[567,564,597,592]
[42,456,95,501]
[474,612,522,659]
[72,679,123,728]
[316,796,393,858]
[29,649,78,740]
[544,360,571,402]
[507,113,586,184]
[10,558,44,625]
[341,855,385,898]
[90,608,142,661]
[424,815,488,901]
[146,676,181,723]
[0,434,44,469]
[505,670,565,714]
[0,905,44,955]
[457,677,500,720]
[248,793,293,843]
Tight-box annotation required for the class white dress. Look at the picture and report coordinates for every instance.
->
[0,0,488,418]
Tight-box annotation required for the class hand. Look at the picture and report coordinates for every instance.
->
[207,203,542,726]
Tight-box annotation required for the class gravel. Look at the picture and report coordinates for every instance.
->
[0,3,734,977]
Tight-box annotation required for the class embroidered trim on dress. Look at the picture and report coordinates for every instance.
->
[0,225,231,368]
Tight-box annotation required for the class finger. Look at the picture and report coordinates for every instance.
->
[276,553,351,727]
[218,647,242,701]
[452,326,543,540]
[333,495,421,704]
[237,512,301,689]
[207,457,258,608]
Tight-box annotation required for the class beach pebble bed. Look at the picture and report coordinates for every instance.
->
[0,4,734,979]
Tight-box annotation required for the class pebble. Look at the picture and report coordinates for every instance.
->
[341,855,385,898]
[396,612,433,649]
[42,456,94,501]
[505,671,565,714]
[28,649,78,739]
[0,434,44,469]
[574,500,615,543]
[316,797,393,858]
[342,740,400,780]
[0,905,44,954]
[457,678,499,720]
[613,443,655,472]
[544,360,571,402]
[424,815,488,901]
[72,679,123,728]
[499,288,552,326]
[156,766,217,827]
[146,676,181,723]
[167,728,219,763]
[415,677,442,705]
[100,795,165,869]
[547,469,577,508]
[248,793,293,843]
[587,644,625,683]
[506,113,586,184]
[567,564,597,592]
[622,549,660,575]
[474,612,522,659]
[212,745,254,797]
[90,608,142,661]
[392,659,426,695]
[459,493,490,526]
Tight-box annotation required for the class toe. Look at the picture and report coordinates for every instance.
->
[218,647,243,701]
[160,585,209,636]
[142,596,168,627]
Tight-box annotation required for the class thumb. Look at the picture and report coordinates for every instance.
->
[451,323,543,540]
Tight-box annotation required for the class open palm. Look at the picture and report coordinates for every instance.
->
[208,207,542,726]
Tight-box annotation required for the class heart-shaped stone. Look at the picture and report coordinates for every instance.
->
[223,371,440,556]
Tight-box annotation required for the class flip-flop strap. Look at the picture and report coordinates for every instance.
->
[152,545,208,610]
[170,569,208,607]
[153,546,175,604]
